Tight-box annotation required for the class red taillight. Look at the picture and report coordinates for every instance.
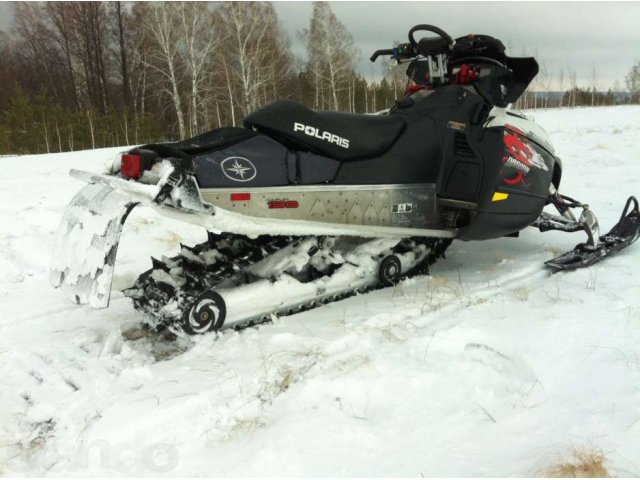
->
[230,193,251,202]
[121,154,142,179]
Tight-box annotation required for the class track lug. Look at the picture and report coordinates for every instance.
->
[151,257,170,272]
[207,231,221,245]
[180,243,200,255]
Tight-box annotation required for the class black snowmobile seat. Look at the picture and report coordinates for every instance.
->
[244,100,406,161]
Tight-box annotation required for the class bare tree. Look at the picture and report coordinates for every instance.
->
[45,2,81,110]
[175,2,219,135]
[558,68,564,108]
[218,2,289,119]
[139,2,187,139]
[305,1,357,111]
[383,57,407,101]
[625,61,640,103]
[590,62,598,107]
[567,68,578,107]
[12,3,67,103]
[111,2,133,110]
[69,2,111,113]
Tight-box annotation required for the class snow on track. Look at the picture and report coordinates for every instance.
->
[1,106,639,476]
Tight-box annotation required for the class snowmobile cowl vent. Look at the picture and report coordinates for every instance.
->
[454,133,474,158]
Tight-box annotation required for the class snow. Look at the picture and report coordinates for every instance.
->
[1,106,640,476]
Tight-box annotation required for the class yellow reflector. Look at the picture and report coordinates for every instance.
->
[492,192,509,202]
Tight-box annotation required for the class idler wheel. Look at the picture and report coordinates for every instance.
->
[182,291,226,334]
[378,255,402,287]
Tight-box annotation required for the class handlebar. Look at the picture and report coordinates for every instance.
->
[369,43,414,62]
[369,48,396,62]
[408,24,454,48]
[370,24,455,63]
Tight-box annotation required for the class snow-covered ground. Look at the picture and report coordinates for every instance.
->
[1,106,639,476]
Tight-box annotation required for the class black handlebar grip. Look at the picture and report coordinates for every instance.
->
[370,49,394,62]
[408,24,454,47]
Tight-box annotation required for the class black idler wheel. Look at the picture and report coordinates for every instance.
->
[182,291,226,334]
[378,255,402,287]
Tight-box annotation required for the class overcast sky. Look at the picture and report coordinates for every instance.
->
[2,2,639,89]
[275,1,640,89]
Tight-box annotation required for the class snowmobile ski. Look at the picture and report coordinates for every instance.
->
[544,196,640,270]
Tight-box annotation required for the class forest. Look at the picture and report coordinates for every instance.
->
[0,1,639,154]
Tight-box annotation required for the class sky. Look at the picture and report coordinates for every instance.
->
[0,2,11,31]
[1,2,639,89]
[273,1,640,89]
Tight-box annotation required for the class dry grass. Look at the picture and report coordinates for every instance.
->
[513,286,531,302]
[225,417,266,440]
[154,230,183,249]
[536,445,610,478]
[591,143,608,150]
[586,270,598,292]
[257,349,324,403]
[330,354,370,374]
[356,322,411,343]
[128,215,155,233]
[420,276,465,312]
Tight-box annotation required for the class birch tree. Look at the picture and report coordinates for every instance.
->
[176,2,219,135]
[626,61,640,103]
[305,1,357,111]
[218,2,289,119]
[138,2,187,139]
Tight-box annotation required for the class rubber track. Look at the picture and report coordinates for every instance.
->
[125,232,294,327]
[125,234,452,334]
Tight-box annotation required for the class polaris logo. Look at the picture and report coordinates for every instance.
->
[221,156,257,182]
[293,122,350,149]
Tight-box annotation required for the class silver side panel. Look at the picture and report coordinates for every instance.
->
[201,183,443,231]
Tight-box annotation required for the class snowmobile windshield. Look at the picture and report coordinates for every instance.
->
[450,34,539,105]
[503,56,539,103]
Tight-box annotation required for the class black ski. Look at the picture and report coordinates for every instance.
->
[546,196,640,270]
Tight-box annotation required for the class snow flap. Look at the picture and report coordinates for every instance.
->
[50,182,138,308]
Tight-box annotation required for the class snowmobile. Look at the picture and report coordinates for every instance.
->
[51,25,639,335]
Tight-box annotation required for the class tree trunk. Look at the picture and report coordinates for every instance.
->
[55,121,62,152]
[42,113,50,153]
[115,1,132,109]
[87,110,95,149]
[223,59,236,126]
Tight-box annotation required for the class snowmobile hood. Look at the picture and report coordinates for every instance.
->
[485,106,553,154]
